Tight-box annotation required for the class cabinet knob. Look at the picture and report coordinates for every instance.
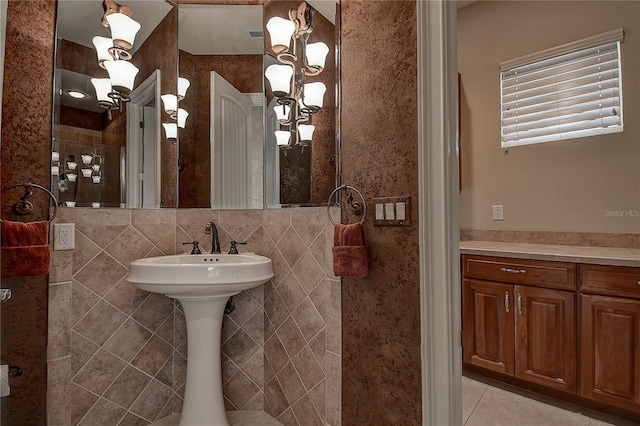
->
[501,267,526,274]
[504,291,510,313]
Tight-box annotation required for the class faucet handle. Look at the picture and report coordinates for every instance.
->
[228,241,247,254]
[182,240,202,254]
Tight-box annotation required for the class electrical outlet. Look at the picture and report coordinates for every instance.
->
[54,223,75,250]
[492,205,504,221]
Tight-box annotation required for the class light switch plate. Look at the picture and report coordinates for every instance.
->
[373,196,411,226]
[375,204,384,220]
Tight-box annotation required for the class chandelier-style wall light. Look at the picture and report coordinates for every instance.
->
[90,0,141,116]
[264,2,329,150]
[161,77,191,142]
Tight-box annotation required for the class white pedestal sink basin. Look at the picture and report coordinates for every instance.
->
[127,253,274,426]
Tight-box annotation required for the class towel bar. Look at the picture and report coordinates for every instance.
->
[327,184,367,225]
[0,183,58,223]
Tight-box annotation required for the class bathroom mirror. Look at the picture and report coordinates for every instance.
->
[52,0,339,210]
[52,0,178,208]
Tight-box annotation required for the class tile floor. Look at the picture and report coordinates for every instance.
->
[153,376,636,426]
[463,375,635,426]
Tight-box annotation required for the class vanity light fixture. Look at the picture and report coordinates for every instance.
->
[264,1,329,149]
[81,168,93,178]
[90,0,141,116]
[162,77,190,136]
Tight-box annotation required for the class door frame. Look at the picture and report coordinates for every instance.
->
[126,69,161,208]
[417,1,462,424]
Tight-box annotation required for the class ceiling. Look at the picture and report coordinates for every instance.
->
[57,0,337,56]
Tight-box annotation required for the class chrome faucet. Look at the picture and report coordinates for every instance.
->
[205,222,221,254]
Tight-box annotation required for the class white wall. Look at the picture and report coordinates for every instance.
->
[458,1,640,233]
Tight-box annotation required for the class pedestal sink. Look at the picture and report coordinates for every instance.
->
[127,253,274,426]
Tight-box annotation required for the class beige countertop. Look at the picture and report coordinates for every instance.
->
[460,240,640,267]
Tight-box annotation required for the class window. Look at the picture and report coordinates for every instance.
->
[500,29,624,148]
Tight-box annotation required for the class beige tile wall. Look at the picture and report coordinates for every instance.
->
[47,207,341,426]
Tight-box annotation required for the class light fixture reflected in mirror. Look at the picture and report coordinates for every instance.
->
[90,0,141,115]
[163,123,178,141]
[265,1,329,149]
[178,77,190,100]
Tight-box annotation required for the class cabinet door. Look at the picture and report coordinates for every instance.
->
[514,286,576,392]
[463,279,514,375]
[580,295,640,412]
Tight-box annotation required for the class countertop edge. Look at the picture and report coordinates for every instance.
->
[460,241,640,267]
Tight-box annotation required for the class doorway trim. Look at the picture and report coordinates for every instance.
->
[126,69,161,208]
[417,1,462,424]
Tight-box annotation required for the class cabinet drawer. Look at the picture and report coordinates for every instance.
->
[580,264,640,299]
[462,255,576,290]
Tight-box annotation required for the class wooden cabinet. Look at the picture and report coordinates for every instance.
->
[579,264,640,413]
[462,255,577,393]
[514,285,576,392]
[462,253,640,419]
[462,279,514,375]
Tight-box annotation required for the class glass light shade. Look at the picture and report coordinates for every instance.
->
[92,176,102,184]
[178,77,191,100]
[51,166,59,176]
[67,173,77,182]
[266,16,295,53]
[52,151,60,162]
[103,60,139,94]
[177,108,189,128]
[92,164,101,172]
[305,42,330,69]
[303,82,327,109]
[66,161,77,170]
[161,94,178,115]
[163,123,178,139]
[81,154,93,165]
[91,78,115,107]
[265,64,293,97]
[105,13,141,50]
[65,201,76,207]
[275,104,291,121]
[81,168,93,178]
[275,130,291,146]
[298,124,316,142]
[92,36,114,66]
[92,202,101,208]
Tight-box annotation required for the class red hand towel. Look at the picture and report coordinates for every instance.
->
[332,223,369,278]
[1,220,51,278]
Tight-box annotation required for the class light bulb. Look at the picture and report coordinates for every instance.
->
[104,60,139,94]
[161,94,178,115]
[178,108,189,128]
[275,104,291,122]
[303,82,327,109]
[305,42,330,70]
[106,13,141,50]
[178,77,190,100]
[265,64,293,98]
[163,123,178,139]
[275,130,291,146]
[266,16,295,53]
[92,36,114,67]
[298,124,315,142]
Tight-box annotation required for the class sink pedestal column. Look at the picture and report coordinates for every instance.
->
[178,296,230,426]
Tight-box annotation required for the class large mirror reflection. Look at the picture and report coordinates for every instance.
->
[52,0,339,210]
[53,0,177,208]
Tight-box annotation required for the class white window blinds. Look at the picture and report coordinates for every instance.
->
[500,30,624,148]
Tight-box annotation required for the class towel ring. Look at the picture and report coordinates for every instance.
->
[327,184,366,226]
[0,183,58,223]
